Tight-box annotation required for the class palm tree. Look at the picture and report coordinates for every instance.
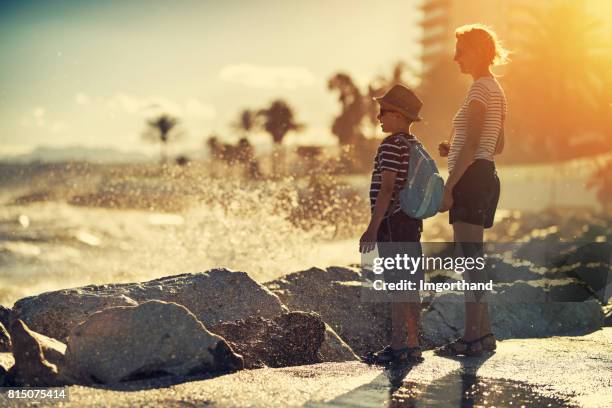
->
[507,0,612,161]
[231,109,260,138]
[143,114,181,164]
[327,73,365,146]
[505,0,612,206]
[258,99,304,175]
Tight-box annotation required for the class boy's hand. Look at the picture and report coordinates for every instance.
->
[359,227,377,253]
[438,141,450,157]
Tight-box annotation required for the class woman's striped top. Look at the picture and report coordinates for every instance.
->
[448,76,507,173]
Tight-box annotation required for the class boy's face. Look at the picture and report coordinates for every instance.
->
[377,107,405,134]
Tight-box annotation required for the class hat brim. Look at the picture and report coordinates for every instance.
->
[374,98,422,122]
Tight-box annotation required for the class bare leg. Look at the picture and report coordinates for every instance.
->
[391,299,420,349]
[453,221,490,341]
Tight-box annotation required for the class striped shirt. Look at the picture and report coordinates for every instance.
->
[369,133,412,218]
[448,76,507,173]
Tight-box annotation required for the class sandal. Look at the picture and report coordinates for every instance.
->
[364,345,423,366]
[479,333,497,351]
[363,345,394,365]
[435,337,483,357]
[391,346,423,365]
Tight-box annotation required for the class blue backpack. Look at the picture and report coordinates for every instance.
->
[397,135,444,219]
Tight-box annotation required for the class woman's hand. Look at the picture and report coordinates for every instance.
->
[359,226,378,253]
[439,183,454,212]
[438,141,450,157]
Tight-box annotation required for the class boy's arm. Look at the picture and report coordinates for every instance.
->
[359,170,397,253]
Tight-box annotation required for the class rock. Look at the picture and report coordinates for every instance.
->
[604,306,612,327]
[421,307,460,348]
[265,267,391,356]
[486,257,543,283]
[571,264,611,304]
[6,319,66,386]
[210,312,325,369]
[319,324,360,363]
[494,282,548,302]
[210,312,358,369]
[12,269,285,342]
[565,242,612,265]
[12,292,138,342]
[423,290,603,345]
[553,243,612,303]
[63,300,243,384]
[0,305,10,328]
[0,322,11,352]
[548,281,594,302]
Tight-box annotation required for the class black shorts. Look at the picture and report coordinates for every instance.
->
[376,212,423,300]
[377,211,422,243]
[450,159,500,229]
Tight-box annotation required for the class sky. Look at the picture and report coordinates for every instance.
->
[0,0,423,156]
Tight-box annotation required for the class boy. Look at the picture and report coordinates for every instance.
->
[360,84,424,364]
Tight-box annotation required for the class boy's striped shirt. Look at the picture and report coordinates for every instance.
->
[369,133,413,218]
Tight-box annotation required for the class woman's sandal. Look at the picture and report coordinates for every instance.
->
[479,333,497,351]
[435,337,484,357]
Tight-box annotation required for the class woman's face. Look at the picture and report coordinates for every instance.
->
[454,39,479,74]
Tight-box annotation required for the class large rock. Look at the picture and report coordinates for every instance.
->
[555,243,611,303]
[210,312,357,369]
[319,324,360,363]
[12,269,286,342]
[265,267,391,356]
[0,322,11,352]
[422,288,604,346]
[12,292,137,343]
[63,300,243,384]
[6,319,66,386]
[0,305,10,328]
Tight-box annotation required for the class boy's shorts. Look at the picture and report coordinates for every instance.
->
[377,211,423,301]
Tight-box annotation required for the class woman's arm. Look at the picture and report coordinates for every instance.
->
[495,126,505,155]
[447,101,485,188]
[440,101,485,211]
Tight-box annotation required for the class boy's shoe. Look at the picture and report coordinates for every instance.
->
[364,345,423,366]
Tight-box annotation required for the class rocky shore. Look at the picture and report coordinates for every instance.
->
[0,243,609,406]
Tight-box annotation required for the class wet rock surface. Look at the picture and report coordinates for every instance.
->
[0,322,10,352]
[5,319,66,387]
[0,305,10,329]
[63,300,243,384]
[2,329,609,408]
[210,311,328,369]
[265,267,391,357]
[422,290,603,346]
[12,268,286,342]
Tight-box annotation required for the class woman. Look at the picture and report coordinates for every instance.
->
[438,24,508,356]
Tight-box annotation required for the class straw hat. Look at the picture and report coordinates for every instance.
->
[374,84,423,122]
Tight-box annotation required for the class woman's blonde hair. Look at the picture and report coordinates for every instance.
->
[455,24,510,66]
